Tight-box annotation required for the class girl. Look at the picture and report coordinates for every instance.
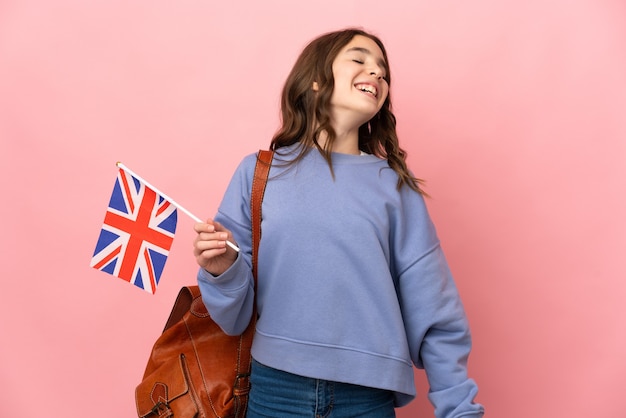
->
[193,28,484,418]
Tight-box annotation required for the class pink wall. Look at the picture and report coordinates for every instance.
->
[1,1,625,416]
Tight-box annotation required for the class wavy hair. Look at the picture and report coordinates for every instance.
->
[270,28,425,194]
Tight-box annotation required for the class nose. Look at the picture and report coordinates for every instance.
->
[368,65,384,80]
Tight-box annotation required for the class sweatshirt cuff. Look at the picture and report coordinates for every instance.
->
[197,252,249,291]
[428,378,484,418]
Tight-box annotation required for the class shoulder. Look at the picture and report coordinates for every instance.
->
[218,151,266,199]
[240,151,262,169]
[232,151,265,180]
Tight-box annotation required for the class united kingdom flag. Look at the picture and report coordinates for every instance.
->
[90,167,178,293]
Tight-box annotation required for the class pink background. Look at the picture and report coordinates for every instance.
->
[1,1,625,417]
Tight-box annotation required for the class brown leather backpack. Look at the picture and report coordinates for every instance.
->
[135,150,273,418]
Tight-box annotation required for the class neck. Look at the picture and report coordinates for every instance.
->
[316,113,362,155]
[317,129,360,155]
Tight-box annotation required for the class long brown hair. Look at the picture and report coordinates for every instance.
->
[270,28,425,194]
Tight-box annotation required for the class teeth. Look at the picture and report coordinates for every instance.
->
[356,84,377,97]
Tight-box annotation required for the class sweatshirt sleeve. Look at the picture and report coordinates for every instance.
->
[393,191,484,417]
[196,153,258,336]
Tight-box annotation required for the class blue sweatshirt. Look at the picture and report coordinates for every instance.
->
[198,145,484,416]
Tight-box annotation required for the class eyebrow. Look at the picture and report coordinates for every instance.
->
[345,47,387,71]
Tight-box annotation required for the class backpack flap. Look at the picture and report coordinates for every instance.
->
[135,354,198,417]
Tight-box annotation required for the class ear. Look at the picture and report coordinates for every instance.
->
[312,81,319,91]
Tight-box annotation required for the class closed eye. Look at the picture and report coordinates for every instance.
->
[351,56,387,81]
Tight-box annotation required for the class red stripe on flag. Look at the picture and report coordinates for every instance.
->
[156,200,171,217]
[119,169,135,214]
[144,247,157,294]
[92,245,122,270]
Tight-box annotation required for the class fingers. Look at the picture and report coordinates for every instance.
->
[193,219,216,233]
[192,219,237,273]
[193,232,228,271]
[194,232,229,252]
[193,221,232,247]
[193,230,230,255]
[193,219,229,234]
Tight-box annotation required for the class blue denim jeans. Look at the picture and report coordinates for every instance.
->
[246,359,396,418]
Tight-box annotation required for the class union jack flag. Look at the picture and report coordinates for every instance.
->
[90,167,178,293]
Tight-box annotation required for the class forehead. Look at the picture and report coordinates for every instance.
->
[339,35,387,66]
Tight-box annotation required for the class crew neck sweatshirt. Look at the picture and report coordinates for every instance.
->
[198,145,484,416]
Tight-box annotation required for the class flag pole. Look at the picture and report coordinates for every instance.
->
[116,162,240,253]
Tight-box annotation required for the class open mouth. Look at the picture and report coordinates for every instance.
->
[355,83,377,98]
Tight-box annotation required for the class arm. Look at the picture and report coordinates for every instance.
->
[393,191,484,417]
[193,154,258,335]
[398,244,483,417]
[196,250,255,336]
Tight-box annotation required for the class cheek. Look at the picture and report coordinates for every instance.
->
[332,69,349,86]
[380,87,390,102]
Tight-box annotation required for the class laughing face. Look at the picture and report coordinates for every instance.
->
[329,35,390,127]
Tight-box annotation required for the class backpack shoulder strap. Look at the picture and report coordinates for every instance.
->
[251,150,273,280]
